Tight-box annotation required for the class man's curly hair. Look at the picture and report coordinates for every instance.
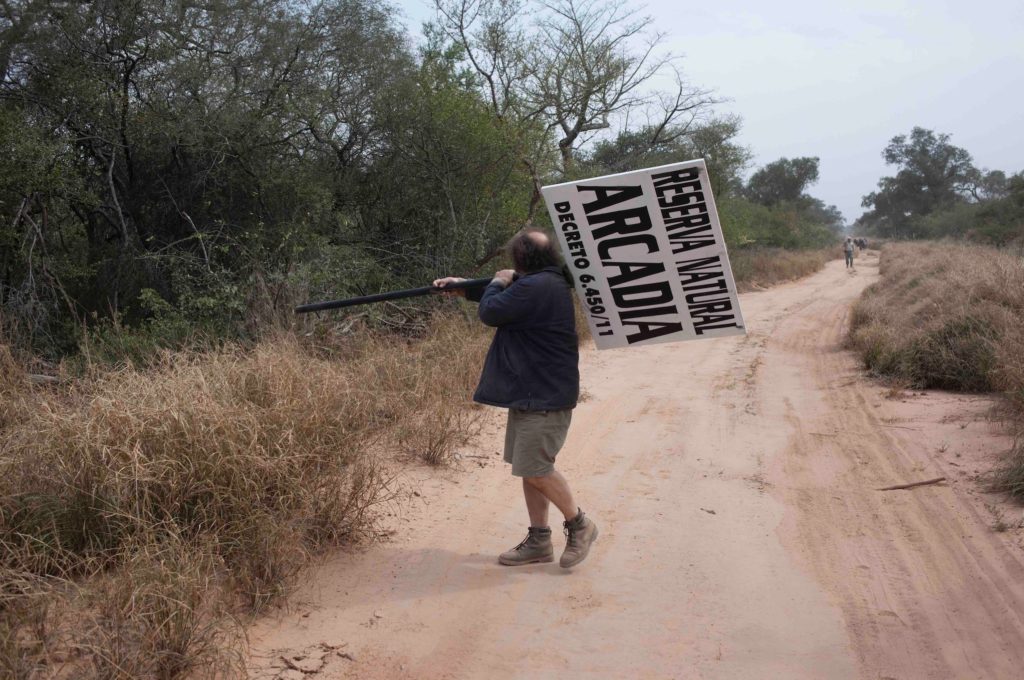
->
[508,228,562,273]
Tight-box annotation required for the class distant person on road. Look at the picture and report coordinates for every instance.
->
[844,237,855,268]
[433,229,598,569]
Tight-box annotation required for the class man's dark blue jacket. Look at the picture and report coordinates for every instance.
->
[467,266,579,411]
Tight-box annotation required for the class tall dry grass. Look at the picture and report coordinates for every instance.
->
[847,242,1024,498]
[848,242,1024,392]
[0,312,490,678]
[730,248,836,292]
[0,344,26,432]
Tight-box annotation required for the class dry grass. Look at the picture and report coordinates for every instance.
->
[848,242,1024,392]
[0,312,491,677]
[847,241,1024,499]
[0,344,32,433]
[993,443,1024,500]
[730,248,836,292]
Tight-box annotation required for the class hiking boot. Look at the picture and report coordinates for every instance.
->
[499,527,554,566]
[560,510,598,569]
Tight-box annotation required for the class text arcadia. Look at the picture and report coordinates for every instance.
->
[553,167,740,344]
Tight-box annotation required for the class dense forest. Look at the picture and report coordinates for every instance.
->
[0,0,844,359]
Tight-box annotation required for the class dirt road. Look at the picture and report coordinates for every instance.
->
[249,253,1024,680]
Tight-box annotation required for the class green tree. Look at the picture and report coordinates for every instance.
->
[718,195,841,250]
[965,169,1010,202]
[582,115,751,197]
[859,127,977,237]
[360,36,537,281]
[745,157,820,206]
[717,155,844,249]
[0,0,418,352]
[432,0,718,222]
[974,172,1024,245]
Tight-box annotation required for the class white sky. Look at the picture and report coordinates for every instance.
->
[392,0,1024,223]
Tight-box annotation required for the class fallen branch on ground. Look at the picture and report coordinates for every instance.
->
[876,477,946,491]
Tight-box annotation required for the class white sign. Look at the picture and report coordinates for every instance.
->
[541,159,745,350]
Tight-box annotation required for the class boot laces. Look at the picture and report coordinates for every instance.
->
[514,529,547,552]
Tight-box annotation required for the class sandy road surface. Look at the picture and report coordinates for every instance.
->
[249,253,1024,680]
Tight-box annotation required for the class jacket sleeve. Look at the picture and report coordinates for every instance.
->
[477,279,535,327]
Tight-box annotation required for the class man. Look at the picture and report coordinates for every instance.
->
[844,236,855,268]
[433,229,598,569]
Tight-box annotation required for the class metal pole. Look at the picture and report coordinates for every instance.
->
[294,277,493,314]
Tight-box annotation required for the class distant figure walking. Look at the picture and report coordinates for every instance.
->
[844,237,855,268]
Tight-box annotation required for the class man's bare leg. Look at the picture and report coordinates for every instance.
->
[523,478,550,527]
[525,471,577,521]
[499,477,557,566]
[527,471,596,567]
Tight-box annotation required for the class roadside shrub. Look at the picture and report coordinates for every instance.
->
[718,195,840,249]
[994,326,1024,415]
[0,344,26,431]
[2,338,386,578]
[730,248,835,292]
[849,242,1023,392]
[0,312,491,676]
[82,538,243,680]
[993,441,1024,500]
[847,241,1024,499]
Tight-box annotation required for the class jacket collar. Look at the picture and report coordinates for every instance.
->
[520,266,563,277]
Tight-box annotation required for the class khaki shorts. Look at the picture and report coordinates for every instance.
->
[503,408,573,478]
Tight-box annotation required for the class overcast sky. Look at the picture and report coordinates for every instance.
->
[393,0,1024,223]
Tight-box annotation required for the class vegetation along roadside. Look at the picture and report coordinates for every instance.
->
[0,316,490,678]
[847,242,1024,499]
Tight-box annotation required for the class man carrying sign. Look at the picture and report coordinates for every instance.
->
[434,229,598,569]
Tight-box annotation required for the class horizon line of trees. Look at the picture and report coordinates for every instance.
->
[856,126,1023,244]
[0,0,844,359]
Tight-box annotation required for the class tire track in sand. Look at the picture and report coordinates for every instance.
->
[762,254,1024,679]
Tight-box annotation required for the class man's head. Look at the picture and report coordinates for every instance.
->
[508,228,562,273]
